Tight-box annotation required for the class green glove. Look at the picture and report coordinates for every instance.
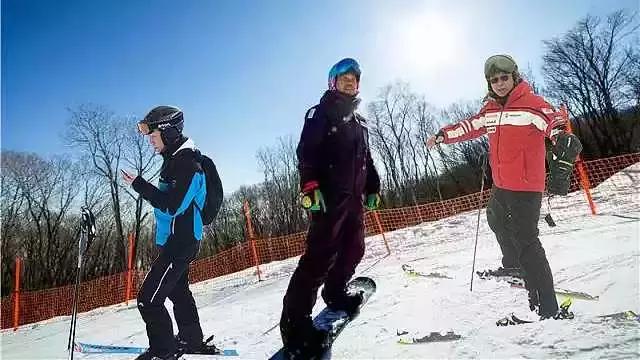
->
[300,184,326,213]
[365,193,381,210]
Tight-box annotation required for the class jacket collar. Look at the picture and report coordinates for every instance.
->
[487,80,532,107]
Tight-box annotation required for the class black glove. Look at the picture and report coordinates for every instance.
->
[547,133,583,196]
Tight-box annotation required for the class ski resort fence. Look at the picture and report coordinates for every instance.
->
[2,153,638,330]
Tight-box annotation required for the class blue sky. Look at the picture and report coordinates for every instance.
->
[2,0,637,192]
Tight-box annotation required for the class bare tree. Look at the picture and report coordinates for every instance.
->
[256,136,304,237]
[367,82,426,205]
[1,152,80,290]
[413,99,443,201]
[1,153,27,295]
[542,9,640,156]
[66,104,128,271]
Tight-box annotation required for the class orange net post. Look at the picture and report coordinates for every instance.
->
[13,257,21,331]
[372,211,390,255]
[125,232,135,305]
[561,105,597,214]
[243,200,262,281]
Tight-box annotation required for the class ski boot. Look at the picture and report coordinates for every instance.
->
[540,297,575,321]
[134,349,178,360]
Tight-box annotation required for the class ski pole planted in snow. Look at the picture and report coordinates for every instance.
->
[470,154,487,292]
[67,207,96,360]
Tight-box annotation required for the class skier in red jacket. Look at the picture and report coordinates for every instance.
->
[427,54,581,319]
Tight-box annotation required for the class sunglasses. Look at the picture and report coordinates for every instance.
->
[137,122,152,135]
[489,74,511,84]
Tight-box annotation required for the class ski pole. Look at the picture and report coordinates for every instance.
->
[67,228,85,360]
[470,154,487,292]
[67,207,96,360]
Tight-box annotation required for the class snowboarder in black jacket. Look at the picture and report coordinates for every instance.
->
[279,58,381,359]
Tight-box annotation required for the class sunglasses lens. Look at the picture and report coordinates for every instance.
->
[490,74,511,84]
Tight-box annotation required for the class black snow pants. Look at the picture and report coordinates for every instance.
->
[137,240,203,354]
[486,187,558,316]
[281,195,366,324]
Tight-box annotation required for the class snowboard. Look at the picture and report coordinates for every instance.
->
[269,276,376,360]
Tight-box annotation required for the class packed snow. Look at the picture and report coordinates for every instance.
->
[2,163,639,359]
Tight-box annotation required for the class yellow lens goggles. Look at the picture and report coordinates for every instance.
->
[137,122,152,135]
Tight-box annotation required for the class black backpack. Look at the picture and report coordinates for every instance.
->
[195,151,224,225]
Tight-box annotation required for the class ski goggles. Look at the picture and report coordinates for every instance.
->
[137,122,153,135]
[329,58,361,80]
[484,55,517,79]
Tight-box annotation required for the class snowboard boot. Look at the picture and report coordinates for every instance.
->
[280,315,328,360]
[321,288,364,318]
[134,349,178,360]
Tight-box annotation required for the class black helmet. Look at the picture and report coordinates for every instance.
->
[138,105,184,145]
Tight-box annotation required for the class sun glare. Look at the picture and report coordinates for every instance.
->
[392,12,459,71]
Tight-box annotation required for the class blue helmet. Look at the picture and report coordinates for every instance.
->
[328,58,361,90]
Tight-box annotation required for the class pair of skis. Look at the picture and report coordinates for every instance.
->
[74,335,239,357]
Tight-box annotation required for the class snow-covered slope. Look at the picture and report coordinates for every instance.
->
[2,164,639,359]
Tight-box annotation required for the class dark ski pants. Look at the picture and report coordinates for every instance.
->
[137,241,203,354]
[486,187,558,316]
[487,190,521,269]
[281,197,365,325]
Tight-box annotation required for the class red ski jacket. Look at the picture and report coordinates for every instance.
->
[441,81,565,192]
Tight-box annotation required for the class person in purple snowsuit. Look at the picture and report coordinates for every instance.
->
[279,58,381,359]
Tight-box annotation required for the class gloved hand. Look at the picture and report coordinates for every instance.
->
[547,132,583,196]
[365,193,381,210]
[426,130,445,149]
[299,181,326,212]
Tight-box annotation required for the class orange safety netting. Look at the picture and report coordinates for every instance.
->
[2,153,638,330]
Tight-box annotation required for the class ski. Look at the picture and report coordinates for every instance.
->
[397,330,461,344]
[475,271,524,286]
[497,297,574,326]
[497,309,638,327]
[597,310,639,322]
[476,271,599,301]
[74,335,239,356]
[509,282,599,301]
[476,268,523,279]
[402,264,452,279]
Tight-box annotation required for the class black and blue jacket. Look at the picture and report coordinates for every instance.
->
[132,138,206,246]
